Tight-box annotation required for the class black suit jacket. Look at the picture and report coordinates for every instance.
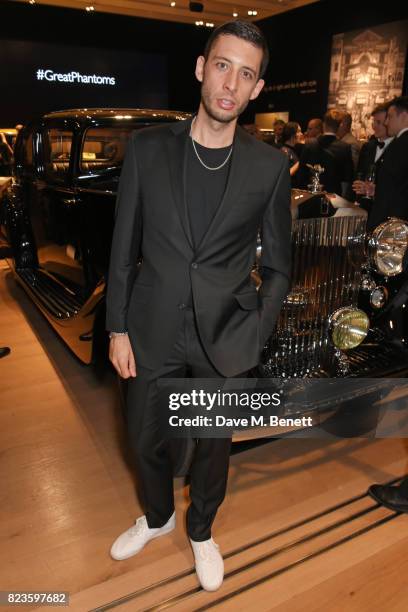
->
[368,131,408,230]
[356,138,377,177]
[296,135,354,198]
[106,117,292,377]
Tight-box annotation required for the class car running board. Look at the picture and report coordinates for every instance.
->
[17,268,85,320]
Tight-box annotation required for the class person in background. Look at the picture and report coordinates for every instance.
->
[304,117,323,143]
[337,111,361,170]
[13,124,23,147]
[293,124,305,159]
[280,121,303,181]
[365,95,408,230]
[369,476,408,513]
[296,109,354,198]
[271,118,286,148]
[0,171,13,359]
[0,132,13,157]
[0,133,13,176]
[353,102,393,210]
[242,123,263,140]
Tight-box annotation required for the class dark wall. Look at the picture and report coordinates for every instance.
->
[1,0,407,127]
[253,0,408,128]
[0,0,207,124]
[2,39,169,123]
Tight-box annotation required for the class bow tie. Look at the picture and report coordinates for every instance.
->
[376,140,385,149]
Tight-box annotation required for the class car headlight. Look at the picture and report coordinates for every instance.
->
[329,307,369,350]
[368,218,408,276]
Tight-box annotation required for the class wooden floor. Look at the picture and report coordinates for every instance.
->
[1,257,408,612]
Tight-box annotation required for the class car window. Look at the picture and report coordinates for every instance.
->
[44,129,74,179]
[80,127,133,173]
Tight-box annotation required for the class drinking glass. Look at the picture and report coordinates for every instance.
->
[365,165,376,200]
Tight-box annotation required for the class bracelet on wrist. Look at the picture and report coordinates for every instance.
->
[109,331,128,339]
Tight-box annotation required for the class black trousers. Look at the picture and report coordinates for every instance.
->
[125,307,235,541]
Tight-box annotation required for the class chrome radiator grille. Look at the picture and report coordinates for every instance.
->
[262,215,367,377]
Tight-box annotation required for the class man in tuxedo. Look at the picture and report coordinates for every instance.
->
[296,109,354,198]
[105,20,291,591]
[353,102,393,211]
[366,96,408,230]
[369,476,408,513]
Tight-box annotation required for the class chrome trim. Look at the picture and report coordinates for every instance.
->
[370,286,388,309]
[194,513,399,611]
[263,216,367,377]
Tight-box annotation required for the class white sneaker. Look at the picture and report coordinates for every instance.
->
[110,512,175,560]
[190,537,224,591]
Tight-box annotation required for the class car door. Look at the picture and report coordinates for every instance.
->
[74,122,137,287]
[33,118,87,291]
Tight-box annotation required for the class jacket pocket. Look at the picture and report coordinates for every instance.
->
[234,289,259,310]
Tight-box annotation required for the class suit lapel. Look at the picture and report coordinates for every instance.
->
[166,117,194,250]
[195,126,253,253]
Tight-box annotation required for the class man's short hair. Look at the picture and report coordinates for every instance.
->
[308,118,323,130]
[371,102,391,116]
[341,112,352,130]
[388,96,408,113]
[323,109,345,133]
[273,119,286,127]
[204,20,269,78]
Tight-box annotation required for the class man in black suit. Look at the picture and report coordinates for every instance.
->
[271,118,286,148]
[105,20,291,591]
[296,109,354,198]
[366,96,408,230]
[353,102,393,211]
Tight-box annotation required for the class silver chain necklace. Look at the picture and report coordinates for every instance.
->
[190,118,233,171]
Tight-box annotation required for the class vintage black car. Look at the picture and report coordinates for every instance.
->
[3,108,408,471]
[5,108,190,363]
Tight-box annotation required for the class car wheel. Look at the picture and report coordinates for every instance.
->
[319,390,386,438]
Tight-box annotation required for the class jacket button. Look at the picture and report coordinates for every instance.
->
[178,303,186,310]
[191,262,198,269]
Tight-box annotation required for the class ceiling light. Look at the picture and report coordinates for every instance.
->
[195,20,204,26]
[29,0,36,4]
[85,5,95,10]
[205,22,214,27]
[170,1,176,5]
[248,9,258,16]
[233,12,238,17]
